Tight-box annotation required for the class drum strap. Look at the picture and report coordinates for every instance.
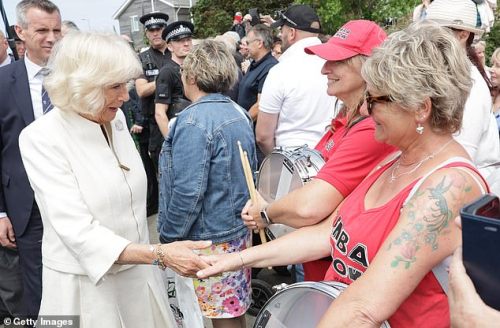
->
[343,116,367,137]
[402,157,488,295]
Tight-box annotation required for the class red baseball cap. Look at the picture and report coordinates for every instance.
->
[305,20,387,61]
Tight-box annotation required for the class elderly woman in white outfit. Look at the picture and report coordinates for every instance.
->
[18,32,210,327]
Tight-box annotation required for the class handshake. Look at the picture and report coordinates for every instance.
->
[149,240,248,279]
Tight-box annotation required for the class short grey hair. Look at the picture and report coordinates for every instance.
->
[16,0,60,28]
[44,32,142,115]
[182,40,238,93]
[362,22,472,134]
[248,24,274,50]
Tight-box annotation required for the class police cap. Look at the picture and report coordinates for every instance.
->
[140,12,169,30]
[162,21,194,42]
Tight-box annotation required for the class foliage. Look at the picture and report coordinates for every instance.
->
[191,0,293,38]
[484,12,500,66]
[294,0,421,34]
[191,0,498,45]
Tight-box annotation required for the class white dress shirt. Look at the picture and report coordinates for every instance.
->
[259,37,336,148]
[24,53,46,120]
[0,54,12,67]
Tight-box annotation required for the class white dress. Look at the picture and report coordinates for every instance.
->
[19,108,174,328]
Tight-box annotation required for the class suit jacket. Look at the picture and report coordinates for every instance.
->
[0,59,36,236]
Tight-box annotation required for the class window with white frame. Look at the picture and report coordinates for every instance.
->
[130,15,139,32]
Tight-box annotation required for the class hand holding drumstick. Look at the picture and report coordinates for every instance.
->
[237,141,269,247]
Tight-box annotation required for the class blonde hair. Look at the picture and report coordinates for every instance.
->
[362,22,472,134]
[182,40,238,93]
[491,47,500,64]
[44,32,142,115]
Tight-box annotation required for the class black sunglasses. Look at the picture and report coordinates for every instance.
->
[365,92,392,115]
[280,12,298,27]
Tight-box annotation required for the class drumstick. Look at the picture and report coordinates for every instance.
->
[237,141,269,247]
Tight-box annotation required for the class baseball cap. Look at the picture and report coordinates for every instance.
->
[304,20,387,61]
[271,4,321,33]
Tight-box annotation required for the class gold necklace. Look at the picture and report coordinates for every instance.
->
[389,139,453,183]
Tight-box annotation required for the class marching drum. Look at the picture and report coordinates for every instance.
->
[253,281,391,328]
[256,146,325,239]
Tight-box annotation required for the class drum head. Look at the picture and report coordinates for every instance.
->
[257,152,305,203]
[253,281,391,328]
[253,281,341,328]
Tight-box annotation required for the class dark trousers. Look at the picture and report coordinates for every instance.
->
[15,205,43,319]
[0,246,23,319]
[148,119,163,173]
[139,141,158,216]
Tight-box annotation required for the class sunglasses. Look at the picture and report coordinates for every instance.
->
[280,12,298,27]
[365,92,392,115]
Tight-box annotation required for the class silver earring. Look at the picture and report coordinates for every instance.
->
[416,123,424,135]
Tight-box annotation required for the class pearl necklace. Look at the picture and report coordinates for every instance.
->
[389,139,453,183]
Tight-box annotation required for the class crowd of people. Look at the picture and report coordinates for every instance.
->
[0,0,499,327]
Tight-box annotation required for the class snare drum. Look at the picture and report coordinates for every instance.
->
[253,281,391,328]
[256,146,325,239]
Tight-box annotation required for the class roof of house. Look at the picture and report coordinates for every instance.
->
[112,0,192,19]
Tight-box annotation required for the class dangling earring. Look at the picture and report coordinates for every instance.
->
[416,123,424,135]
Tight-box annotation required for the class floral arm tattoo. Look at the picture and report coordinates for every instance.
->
[389,172,473,269]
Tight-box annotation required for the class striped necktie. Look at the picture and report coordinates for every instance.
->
[41,85,53,114]
[39,68,53,114]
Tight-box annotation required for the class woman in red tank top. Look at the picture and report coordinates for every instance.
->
[198,23,489,328]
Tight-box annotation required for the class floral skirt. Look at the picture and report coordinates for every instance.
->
[193,231,252,318]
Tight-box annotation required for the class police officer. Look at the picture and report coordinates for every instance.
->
[135,12,170,216]
[155,21,194,137]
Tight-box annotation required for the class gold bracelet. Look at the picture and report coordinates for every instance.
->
[152,244,167,270]
[238,252,245,269]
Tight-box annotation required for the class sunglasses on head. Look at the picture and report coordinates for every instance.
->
[365,92,392,115]
[279,12,298,27]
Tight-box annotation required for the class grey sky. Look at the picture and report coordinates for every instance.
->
[1,0,125,34]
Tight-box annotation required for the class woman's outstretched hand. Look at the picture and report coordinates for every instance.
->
[196,252,244,279]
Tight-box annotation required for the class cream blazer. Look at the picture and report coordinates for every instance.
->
[19,108,149,284]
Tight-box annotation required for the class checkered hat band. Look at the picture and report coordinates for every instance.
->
[167,25,191,40]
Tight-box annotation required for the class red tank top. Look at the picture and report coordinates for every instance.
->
[324,158,486,328]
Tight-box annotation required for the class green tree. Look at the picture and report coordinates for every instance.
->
[484,12,500,66]
[191,0,293,38]
[295,0,420,34]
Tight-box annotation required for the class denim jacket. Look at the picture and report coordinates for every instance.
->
[158,93,257,244]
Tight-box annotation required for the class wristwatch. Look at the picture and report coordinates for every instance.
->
[260,207,273,225]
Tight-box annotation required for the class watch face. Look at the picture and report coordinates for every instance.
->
[261,209,271,225]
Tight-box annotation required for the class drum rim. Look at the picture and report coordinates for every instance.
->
[252,281,391,328]
[256,146,325,193]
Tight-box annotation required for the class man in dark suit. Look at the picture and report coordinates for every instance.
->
[0,0,61,319]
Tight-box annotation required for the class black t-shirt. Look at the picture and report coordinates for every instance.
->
[237,51,278,111]
[155,59,190,119]
[138,47,171,116]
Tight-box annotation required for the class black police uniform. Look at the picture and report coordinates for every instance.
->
[137,12,171,215]
[155,58,190,119]
[138,47,171,161]
[154,21,195,124]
